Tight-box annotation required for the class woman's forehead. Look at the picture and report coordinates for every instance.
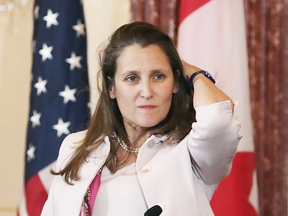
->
[116,44,170,70]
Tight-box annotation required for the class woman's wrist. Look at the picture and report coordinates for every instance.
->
[186,70,215,90]
[191,73,206,84]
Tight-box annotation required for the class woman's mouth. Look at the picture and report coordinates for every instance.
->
[138,105,157,109]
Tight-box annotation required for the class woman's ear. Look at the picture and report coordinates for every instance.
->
[173,83,179,94]
[107,76,116,99]
[109,86,116,99]
[173,70,180,94]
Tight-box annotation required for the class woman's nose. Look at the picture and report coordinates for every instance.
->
[140,81,153,99]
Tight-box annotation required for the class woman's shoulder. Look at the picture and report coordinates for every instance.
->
[56,130,87,168]
[62,130,87,144]
[60,130,87,151]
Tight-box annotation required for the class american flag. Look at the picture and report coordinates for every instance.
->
[18,0,89,215]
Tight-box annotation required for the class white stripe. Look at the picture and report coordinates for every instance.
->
[249,170,259,212]
[18,188,29,216]
[178,0,254,151]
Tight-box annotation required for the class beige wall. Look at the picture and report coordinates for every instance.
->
[0,1,34,216]
[84,0,131,109]
[0,0,130,215]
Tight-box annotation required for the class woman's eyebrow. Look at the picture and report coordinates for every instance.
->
[121,70,140,75]
[120,68,170,76]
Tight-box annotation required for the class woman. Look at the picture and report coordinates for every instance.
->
[41,22,242,216]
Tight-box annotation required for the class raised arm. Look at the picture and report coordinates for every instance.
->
[182,61,242,185]
[182,60,234,111]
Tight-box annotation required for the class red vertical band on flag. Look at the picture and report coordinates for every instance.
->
[210,152,258,216]
[179,0,211,24]
[25,174,48,216]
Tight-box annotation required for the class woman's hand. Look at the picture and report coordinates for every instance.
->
[182,60,234,111]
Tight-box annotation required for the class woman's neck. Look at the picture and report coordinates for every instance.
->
[123,122,149,148]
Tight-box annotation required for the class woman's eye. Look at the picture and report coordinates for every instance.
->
[126,76,138,82]
[155,74,165,79]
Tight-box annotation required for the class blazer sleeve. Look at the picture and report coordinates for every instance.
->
[188,100,243,185]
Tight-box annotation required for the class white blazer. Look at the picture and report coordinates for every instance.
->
[41,100,242,216]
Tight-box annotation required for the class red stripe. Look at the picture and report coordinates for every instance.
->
[25,174,48,216]
[210,152,258,216]
[179,0,212,24]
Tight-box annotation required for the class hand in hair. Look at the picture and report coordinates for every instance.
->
[182,60,234,111]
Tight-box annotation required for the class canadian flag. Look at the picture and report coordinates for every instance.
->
[178,0,259,215]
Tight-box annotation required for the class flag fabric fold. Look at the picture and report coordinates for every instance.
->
[18,0,89,215]
[178,0,259,215]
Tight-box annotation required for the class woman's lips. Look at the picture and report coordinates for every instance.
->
[138,105,157,109]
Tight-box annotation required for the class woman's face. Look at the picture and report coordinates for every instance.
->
[109,44,178,131]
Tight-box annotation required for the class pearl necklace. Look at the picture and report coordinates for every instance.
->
[117,136,140,153]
